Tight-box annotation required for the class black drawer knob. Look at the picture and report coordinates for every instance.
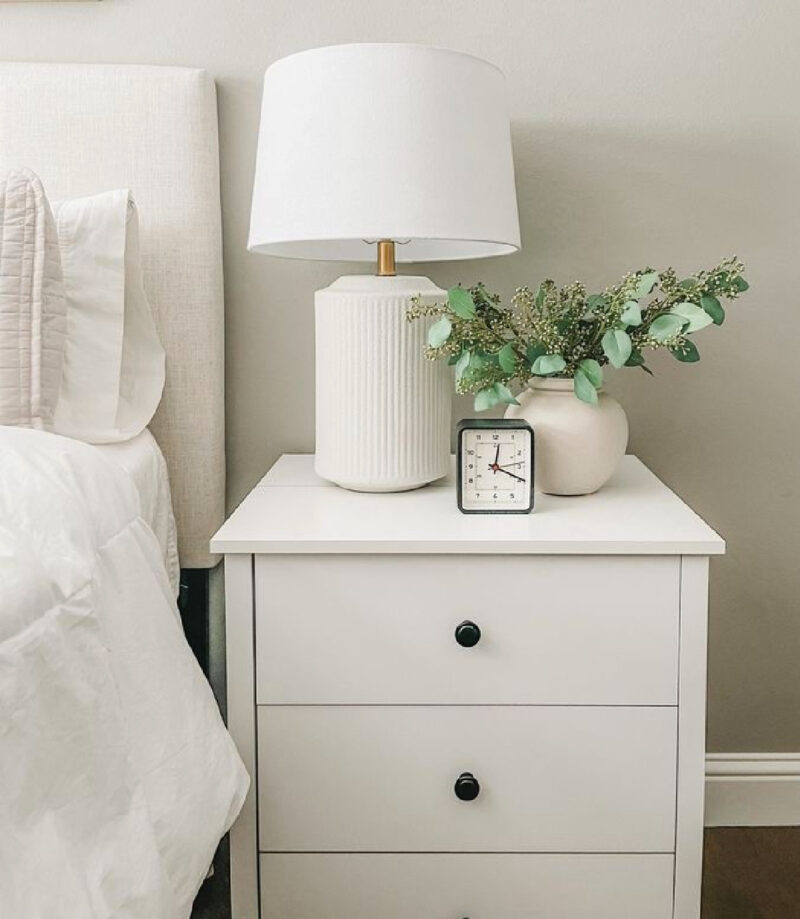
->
[455,620,481,648]
[454,772,480,801]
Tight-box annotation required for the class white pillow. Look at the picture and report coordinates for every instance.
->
[0,169,67,429]
[52,190,165,444]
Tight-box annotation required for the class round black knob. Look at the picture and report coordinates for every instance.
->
[454,772,480,801]
[455,620,481,648]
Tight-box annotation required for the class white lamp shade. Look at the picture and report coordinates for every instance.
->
[248,43,520,262]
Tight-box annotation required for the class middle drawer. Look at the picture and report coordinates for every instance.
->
[257,705,677,853]
[255,555,679,705]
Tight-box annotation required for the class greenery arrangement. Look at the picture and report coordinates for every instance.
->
[407,257,749,409]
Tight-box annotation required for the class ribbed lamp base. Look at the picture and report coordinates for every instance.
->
[315,275,451,492]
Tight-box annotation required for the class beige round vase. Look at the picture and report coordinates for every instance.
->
[505,378,629,496]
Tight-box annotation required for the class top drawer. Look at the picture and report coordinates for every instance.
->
[254,555,679,705]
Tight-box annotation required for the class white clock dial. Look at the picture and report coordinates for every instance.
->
[460,426,533,512]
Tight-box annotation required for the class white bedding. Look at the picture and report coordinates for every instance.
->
[52,189,166,444]
[0,169,66,430]
[0,426,248,919]
[94,429,180,595]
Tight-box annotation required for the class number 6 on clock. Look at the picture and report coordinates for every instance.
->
[456,418,535,514]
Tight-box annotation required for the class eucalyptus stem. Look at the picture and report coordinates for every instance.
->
[406,257,748,410]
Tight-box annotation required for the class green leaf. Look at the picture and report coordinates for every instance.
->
[679,278,696,289]
[700,294,725,325]
[670,340,700,362]
[474,386,500,412]
[573,368,598,405]
[624,349,652,375]
[454,349,471,381]
[534,284,546,308]
[670,301,714,333]
[447,286,477,319]
[624,348,651,375]
[601,329,632,368]
[467,351,486,372]
[620,300,642,327]
[578,358,603,387]
[526,343,547,367]
[625,347,653,375]
[531,353,567,376]
[648,314,684,341]
[586,294,607,311]
[497,342,517,373]
[733,275,749,292]
[428,316,452,347]
[634,271,659,298]
[495,382,520,406]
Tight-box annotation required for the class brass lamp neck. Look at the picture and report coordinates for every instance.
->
[376,239,396,277]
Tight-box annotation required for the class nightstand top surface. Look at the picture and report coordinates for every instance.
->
[211,454,724,556]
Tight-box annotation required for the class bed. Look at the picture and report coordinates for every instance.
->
[0,64,246,918]
[0,63,225,570]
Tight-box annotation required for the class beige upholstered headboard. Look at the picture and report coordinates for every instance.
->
[0,63,224,568]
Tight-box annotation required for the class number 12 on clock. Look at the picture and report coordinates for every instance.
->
[456,418,535,514]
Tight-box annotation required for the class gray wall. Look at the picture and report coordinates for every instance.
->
[2,0,798,753]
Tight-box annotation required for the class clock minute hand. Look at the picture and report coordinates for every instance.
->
[497,467,526,483]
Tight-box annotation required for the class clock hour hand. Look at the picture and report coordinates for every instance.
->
[489,443,502,475]
[498,467,526,483]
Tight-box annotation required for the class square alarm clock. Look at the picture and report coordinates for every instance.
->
[456,418,535,514]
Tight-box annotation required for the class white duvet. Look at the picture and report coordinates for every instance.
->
[0,426,248,918]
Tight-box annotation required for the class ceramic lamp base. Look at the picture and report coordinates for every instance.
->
[314,275,451,492]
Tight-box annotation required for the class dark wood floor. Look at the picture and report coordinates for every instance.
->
[703,827,800,918]
[191,837,229,919]
[193,828,800,918]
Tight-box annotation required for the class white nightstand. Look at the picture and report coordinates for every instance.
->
[211,454,724,919]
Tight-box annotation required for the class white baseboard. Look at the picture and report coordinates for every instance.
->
[705,754,800,826]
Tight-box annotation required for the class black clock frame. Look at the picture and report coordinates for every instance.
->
[456,418,535,515]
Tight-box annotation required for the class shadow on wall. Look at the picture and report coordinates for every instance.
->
[434,121,800,753]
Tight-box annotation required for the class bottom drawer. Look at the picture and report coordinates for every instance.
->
[260,853,675,919]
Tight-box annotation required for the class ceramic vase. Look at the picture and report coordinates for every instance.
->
[505,378,628,495]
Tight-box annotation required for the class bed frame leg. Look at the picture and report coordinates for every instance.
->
[180,563,235,918]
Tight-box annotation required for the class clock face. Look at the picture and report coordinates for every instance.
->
[458,422,534,513]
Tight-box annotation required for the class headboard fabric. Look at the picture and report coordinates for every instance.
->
[0,63,225,568]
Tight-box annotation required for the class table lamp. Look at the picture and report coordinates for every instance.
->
[249,43,520,492]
